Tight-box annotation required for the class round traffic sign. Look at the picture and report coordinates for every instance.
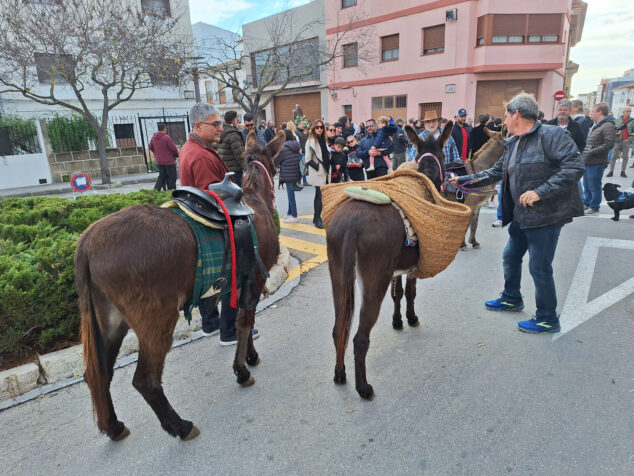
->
[554,90,566,101]
[70,172,92,193]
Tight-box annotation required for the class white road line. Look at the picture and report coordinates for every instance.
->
[555,237,634,340]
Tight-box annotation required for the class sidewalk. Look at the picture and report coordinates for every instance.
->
[0,172,159,199]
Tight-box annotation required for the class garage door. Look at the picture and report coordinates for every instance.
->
[273,92,321,125]
[475,80,540,120]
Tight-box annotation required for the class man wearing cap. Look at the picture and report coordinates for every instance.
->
[452,108,472,162]
[408,110,462,172]
[392,117,409,169]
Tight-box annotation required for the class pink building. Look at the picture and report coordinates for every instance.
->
[326,0,587,123]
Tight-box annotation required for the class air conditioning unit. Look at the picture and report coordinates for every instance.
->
[446,9,457,22]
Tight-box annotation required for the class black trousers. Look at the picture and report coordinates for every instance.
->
[313,186,322,224]
[154,164,177,190]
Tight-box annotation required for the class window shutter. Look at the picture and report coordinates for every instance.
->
[381,34,399,51]
[527,14,561,36]
[492,14,526,37]
[423,25,445,51]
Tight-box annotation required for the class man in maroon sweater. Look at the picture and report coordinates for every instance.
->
[179,102,259,345]
[149,123,179,190]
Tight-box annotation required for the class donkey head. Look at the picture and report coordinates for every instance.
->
[405,123,452,191]
[245,130,285,178]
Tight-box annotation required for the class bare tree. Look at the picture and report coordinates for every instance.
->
[0,0,190,184]
[195,5,373,119]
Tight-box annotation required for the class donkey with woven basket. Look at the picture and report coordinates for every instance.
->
[321,125,471,400]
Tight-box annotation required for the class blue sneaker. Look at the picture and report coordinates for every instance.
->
[517,317,560,334]
[484,296,524,312]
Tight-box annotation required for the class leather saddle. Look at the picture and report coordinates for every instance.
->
[172,173,254,224]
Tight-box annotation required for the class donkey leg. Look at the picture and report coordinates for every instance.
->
[89,288,130,441]
[404,276,420,326]
[353,271,392,400]
[233,308,256,386]
[469,207,481,249]
[132,326,199,441]
[390,277,404,330]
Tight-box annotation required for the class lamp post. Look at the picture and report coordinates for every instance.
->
[185,56,204,103]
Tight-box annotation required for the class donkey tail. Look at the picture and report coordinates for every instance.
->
[335,228,357,357]
[76,245,109,433]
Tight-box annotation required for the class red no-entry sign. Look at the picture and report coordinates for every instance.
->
[554,90,566,101]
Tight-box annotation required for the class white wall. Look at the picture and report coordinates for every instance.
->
[0,153,52,188]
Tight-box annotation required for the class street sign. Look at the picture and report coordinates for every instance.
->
[70,172,92,193]
[554,90,566,101]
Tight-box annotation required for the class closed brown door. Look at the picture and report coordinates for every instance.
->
[475,79,540,119]
[273,92,321,124]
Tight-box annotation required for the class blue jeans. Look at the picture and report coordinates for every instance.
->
[200,292,238,340]
[285,182,297,217]
[582,164,606,211]
[496,181,503,220]
[501,221,563,322]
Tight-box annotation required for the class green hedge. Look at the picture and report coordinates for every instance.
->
[0,191,282,363]
[0,190,171,361]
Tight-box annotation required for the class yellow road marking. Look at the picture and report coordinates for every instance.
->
[279,221,326,236]
[278,235,328,281]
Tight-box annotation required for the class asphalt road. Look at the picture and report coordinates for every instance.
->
[1,176,632,475]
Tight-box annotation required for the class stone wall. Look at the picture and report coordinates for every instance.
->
[47,147,147,183]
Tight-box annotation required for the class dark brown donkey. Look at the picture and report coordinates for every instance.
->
[390,127,506,329]
[75,131,284,441]
[326,124,452,400]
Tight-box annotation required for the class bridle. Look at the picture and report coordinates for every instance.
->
[250,159,275,206]
[417,152,444,190]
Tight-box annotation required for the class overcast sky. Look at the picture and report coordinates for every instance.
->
[188,0,634,98]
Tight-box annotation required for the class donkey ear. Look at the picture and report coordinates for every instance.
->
[405,125,422,152]
[245,130,257,150]
[438,121,453,148]
[266,130,286,158]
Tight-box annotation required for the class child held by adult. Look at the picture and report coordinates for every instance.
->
[367,115,396,172]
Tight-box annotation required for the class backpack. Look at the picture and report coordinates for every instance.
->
[298,152,309,176]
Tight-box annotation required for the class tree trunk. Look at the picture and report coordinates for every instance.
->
[95,128,111,185]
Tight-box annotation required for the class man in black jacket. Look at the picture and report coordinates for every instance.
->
[452,108,472,161]
[449,93,584,334]
[469,114,491,156]
[545,100,586,153]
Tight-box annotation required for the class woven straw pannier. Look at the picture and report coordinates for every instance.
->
[321,168,471,279]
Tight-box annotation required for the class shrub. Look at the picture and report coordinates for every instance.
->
[0,190,171,361]
[46,114,110,153]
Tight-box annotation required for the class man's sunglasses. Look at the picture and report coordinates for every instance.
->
[200,121,222,128]
[245,122,255,127]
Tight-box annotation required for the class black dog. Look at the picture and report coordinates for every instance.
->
[603,183,634,221]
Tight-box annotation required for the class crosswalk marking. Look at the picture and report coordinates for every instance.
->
[279,220,328,281]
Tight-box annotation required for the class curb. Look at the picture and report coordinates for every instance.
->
[0,247,298,410]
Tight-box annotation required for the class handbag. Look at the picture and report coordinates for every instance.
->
[307,146,323,171]
[298,153,309,176]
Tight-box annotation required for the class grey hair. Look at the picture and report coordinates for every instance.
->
[558,99,572,108]
[190,102,219,124]
[505,93,539,121]
[571,99,584,110]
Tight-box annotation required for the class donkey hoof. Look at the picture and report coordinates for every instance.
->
[392,320,404,330]
[110,425,130,442]
[407,316,420,327]
[241,376,256,387]
[460,245,468,251]
[334,373,347,384]
[183,425,200,441]
[246,355,260,366]
[357,384,375,400]
[472,243,481,249]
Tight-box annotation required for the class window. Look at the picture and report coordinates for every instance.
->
[422,24,445,55]
[34,53,73,84]
[381,34,399,62]
[383,96,394,109]
[342,0,357,7]
[476,13,561,46]
[148,61,179,86]
[217,82,226,105]
[395,95,407,108]
[252,38,320,87]
[141,0,171,18]
[343,105,352,121]
[205,80,214,104]
[342,43,358,68]
[113,124,136,148]
[372,97,383,110]
[371,95,407,119]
